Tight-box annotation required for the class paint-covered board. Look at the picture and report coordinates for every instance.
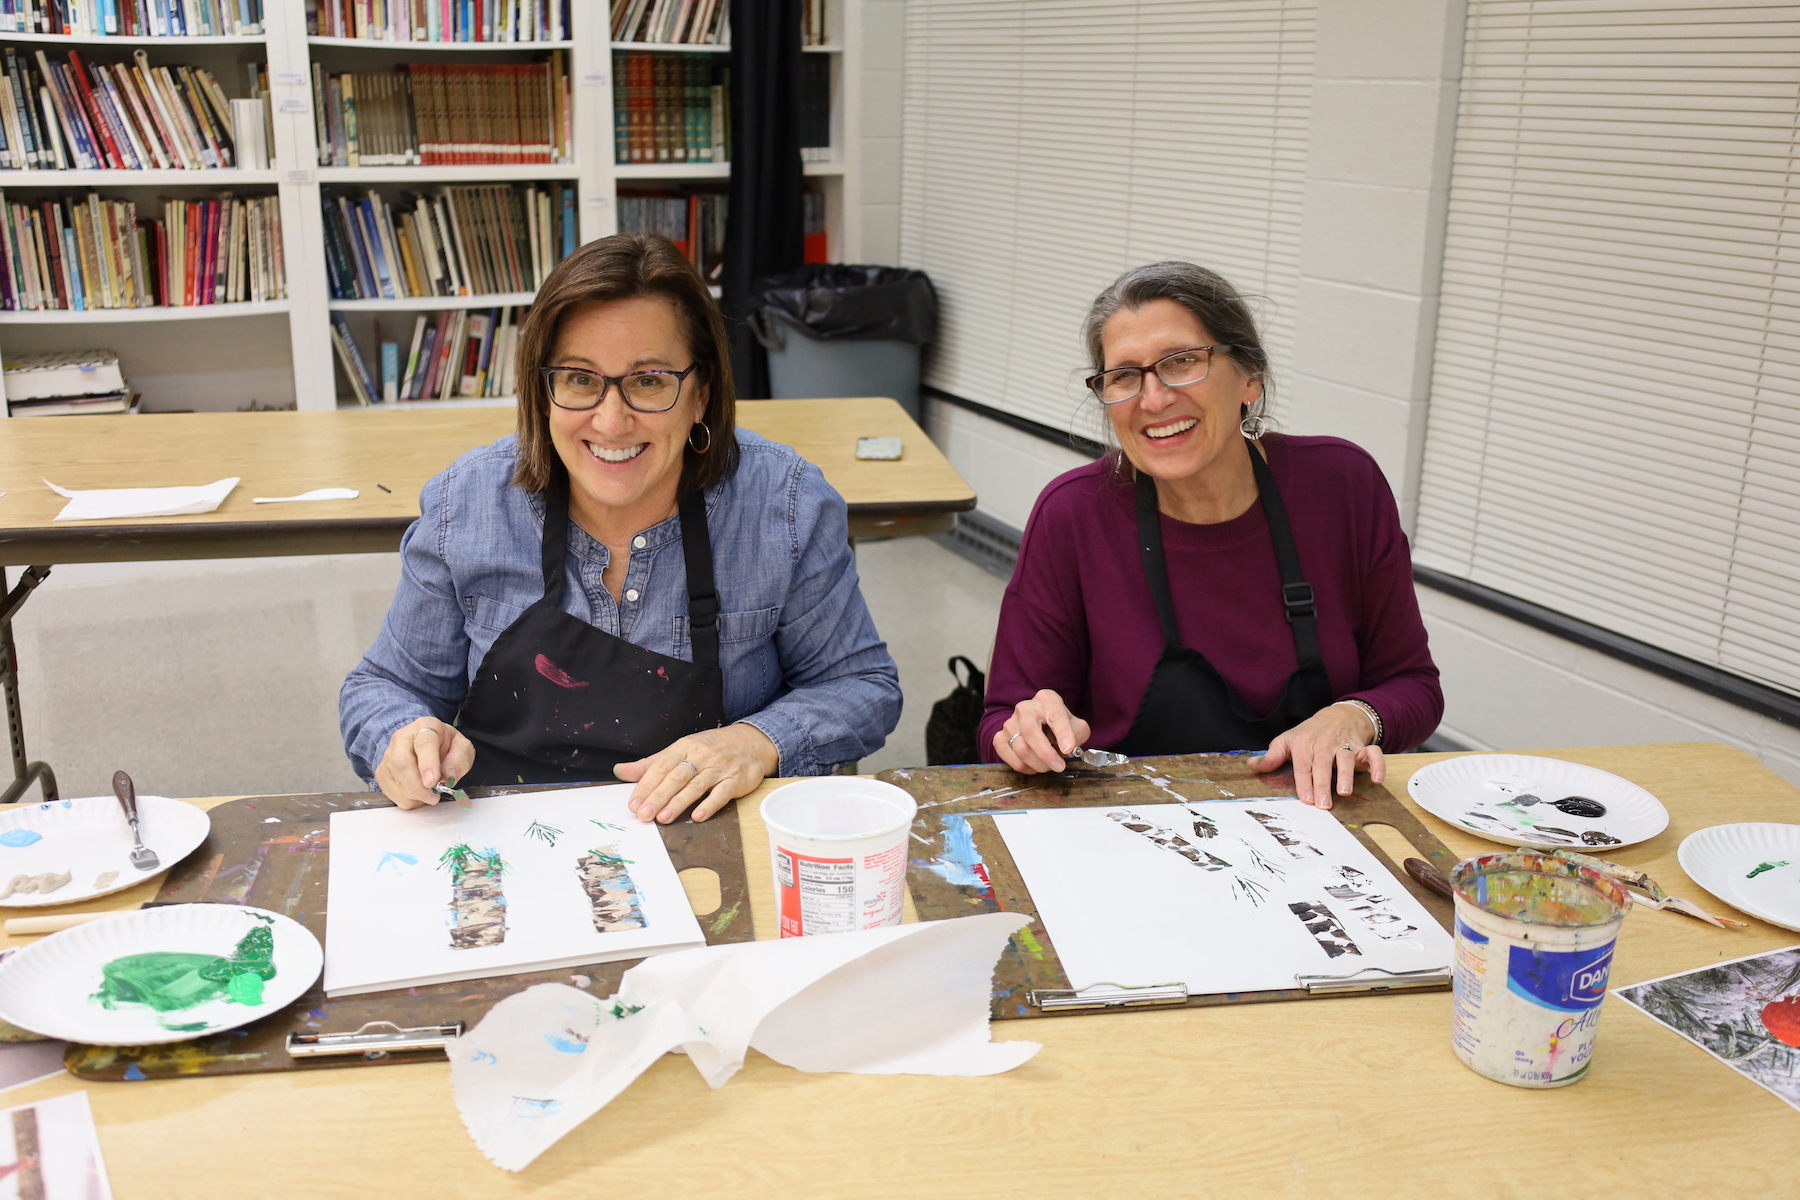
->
[880,753,1458,1021]
[62,786,752,1081]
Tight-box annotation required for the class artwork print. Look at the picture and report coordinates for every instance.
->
[324,786,704,997]
[0,1092,112,1200]
[1614,945,1800,1113]
[993,798,1453,997]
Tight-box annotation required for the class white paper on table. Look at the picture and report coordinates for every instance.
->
[0,1040,66,1095]
[0,1090,113,1198]
[324,786,705,997]
[44,476,238,522]
[251,488,359,503]
[451,911,1038,1172]
[994,799,1453,996]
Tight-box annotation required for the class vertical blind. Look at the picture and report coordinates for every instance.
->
[1414,1,1800,696]
[899,0,1315,434]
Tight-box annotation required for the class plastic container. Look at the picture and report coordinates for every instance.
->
[758,315,923,422]
[1449,851,1630,1088]
[761,778,918,938]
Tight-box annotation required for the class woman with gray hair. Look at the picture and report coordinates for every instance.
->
[979,262,1442,808]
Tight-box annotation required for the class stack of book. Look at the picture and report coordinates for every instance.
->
[322,183,575,300]
[0,189,286,310]
[1,0,265,36]
[310,58,570,168]
[0,48,269,171]
[616,189,725,280]
[332,306,522,404]
[307,0,568,43]
[611,51,727,166]
[3,349,135,418]
[610,0,728,45]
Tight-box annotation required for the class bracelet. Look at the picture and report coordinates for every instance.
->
[1333,699,1383,746]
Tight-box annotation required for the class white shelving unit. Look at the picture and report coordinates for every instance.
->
[0,0,884,415]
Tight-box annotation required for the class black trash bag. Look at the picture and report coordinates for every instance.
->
[925,656,986,766]
[750,264,937,344]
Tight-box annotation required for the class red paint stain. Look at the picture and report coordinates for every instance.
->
[656,666,667,679]
[1765,995,1800,1047]
[535,654,589,689]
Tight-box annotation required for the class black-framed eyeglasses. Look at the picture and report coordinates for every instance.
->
[1085,346,1231,405]
[541,364,698,413]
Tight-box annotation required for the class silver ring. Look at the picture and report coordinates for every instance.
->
[1340,743,1353,752]
[678,759,700,776]
[1008,733,1022,747]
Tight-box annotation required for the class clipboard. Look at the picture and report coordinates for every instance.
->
[881,753,1460,1021]
[62,785,752,1082]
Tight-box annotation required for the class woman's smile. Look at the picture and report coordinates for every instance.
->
[585,438,648,464]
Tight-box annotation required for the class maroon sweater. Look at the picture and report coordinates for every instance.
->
[979,434,1443,758]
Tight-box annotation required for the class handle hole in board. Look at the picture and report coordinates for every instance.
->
[679,867,722,915]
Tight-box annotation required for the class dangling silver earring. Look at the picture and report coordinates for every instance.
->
[1240,409,1268,440]
[688,422,713,454]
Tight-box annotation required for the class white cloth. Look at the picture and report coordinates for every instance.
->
[45,477,238,522]
[451,912,1039,1172]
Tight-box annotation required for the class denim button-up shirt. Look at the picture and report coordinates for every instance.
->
[339,430,902,782]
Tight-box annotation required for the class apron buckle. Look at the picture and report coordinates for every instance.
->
[1282,582,1316,623]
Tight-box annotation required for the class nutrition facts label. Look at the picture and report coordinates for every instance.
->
[776,849,858,936]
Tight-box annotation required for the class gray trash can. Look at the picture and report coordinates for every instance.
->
[748,265,937,422]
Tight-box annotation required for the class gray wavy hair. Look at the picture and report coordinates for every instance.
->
[1080,261,1273,430]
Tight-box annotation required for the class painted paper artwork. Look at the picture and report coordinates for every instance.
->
[1614,945,1800,1113]
[324,786,704,998]
[0,1092,112,1200]
[993,799,1452,997]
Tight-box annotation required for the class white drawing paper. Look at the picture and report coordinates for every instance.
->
[325,786,705,997]
[994,799,1453,996]
[451,912,1039,1172]
[0,1091,112,1200]
[44,477,238,522]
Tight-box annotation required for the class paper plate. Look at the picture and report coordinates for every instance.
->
[1678,823,1800,932]
[0,904,321,1045]
[1407,754,1669,852]
[0,795,210,907]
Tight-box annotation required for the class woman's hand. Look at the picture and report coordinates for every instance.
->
[377,716,476,810]
[617,723,781,824]
[994,689,1092,774]
[1248,703,1384,809]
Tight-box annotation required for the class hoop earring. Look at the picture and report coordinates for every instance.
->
[688,422,713,454]
[1240,409,1268,440]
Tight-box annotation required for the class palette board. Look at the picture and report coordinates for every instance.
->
[882,754,1459,1021]
[60,785,752,1082]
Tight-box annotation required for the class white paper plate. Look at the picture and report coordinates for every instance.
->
[1678,823,1800,932]
[1407,753,1669,852]
[0,904,321,1045]
[0,795,210,907]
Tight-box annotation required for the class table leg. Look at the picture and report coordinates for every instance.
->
[0,567,55,805]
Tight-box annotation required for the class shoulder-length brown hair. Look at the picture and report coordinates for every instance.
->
[512,232,739,496]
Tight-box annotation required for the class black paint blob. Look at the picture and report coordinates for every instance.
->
[1581,830,1622,846]
[1510,794,1542,807]
[1551,796,1607,819]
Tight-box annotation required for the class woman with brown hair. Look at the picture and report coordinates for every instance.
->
[340,234,901,822]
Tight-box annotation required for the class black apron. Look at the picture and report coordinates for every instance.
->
[455,469,725,787]
[1114,437,1334,756]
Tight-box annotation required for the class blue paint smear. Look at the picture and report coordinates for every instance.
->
[921,814,986,889]
[59,801,70,808]
[375,851,419,875]
[470,1050,497,1066]
[514,1098,563,1118]
[123,1063,147,1081]
[544,1033,588,1054]
[0,829,42,848]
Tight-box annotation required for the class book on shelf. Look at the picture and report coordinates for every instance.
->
[3,348,134,416]
[798,52,829,162]
[803,188,825,263]
[803,0,826,46]
[610,0,728,46]
[611,51,727,166]
[322,182,574,300]
[617,189,724,280]
[0,48,272,172]
[1,0,264,36]
[311,57,571,168]
[306,0,568,43]
[9,388,135,415]
[335,304,524,403]
[0,189,285,310]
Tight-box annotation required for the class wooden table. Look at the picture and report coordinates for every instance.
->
[1,743,1795,1198]
[0,398,976,564]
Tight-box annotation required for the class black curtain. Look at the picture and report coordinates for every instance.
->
[722,0,805,400]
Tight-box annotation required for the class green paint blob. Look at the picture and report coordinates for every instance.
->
[1747,860,1791,880]
[92,916,279,1030]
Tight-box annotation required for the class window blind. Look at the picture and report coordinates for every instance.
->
[1416,1,1800,696]
[899,0,1315,434]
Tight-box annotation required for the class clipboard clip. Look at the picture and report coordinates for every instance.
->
[286,1020,465,1060]
[1027,981,1189,1011]
[1295,966,1451,994]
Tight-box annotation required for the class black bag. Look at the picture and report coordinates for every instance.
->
[749,264,938,344]
[925,656,986,766]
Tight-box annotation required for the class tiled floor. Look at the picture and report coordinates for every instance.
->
[8,535,1005,801]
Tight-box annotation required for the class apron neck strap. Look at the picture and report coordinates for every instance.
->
[678,488,720,672]
[541,466,572,605]
[1132,438,1323,671]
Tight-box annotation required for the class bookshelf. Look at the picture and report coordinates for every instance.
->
[0,0,886,414]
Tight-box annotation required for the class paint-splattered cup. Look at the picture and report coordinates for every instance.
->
[761,779,917,938]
